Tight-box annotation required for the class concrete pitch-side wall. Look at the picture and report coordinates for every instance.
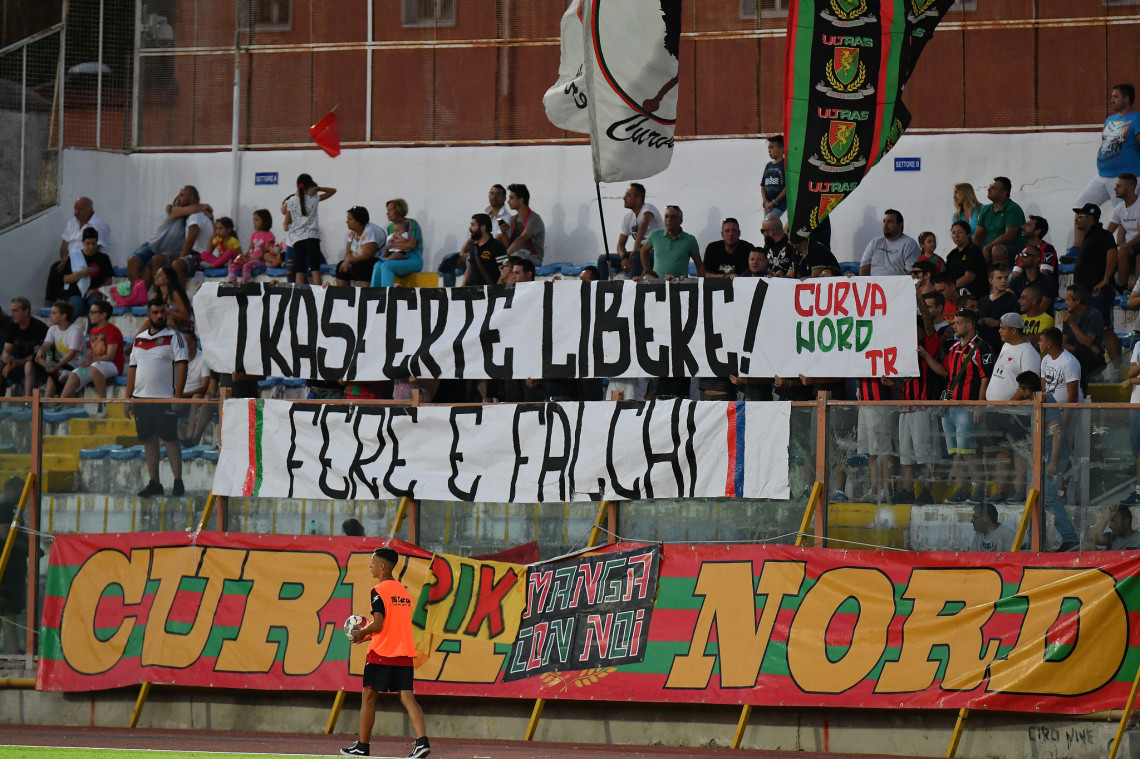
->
[1,131,1098,310]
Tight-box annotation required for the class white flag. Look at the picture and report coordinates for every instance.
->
[545,0,681,183]
[542,0,590,133]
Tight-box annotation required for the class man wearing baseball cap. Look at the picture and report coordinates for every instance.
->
[985,312,1041,503]
[1072,201,1123,363]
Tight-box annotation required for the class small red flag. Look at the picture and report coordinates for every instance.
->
[309,109,340,157]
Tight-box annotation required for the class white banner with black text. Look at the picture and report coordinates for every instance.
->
[213,398,792,502]
[194,278,918,381]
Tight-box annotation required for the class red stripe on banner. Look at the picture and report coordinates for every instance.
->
[242,399,257,497]
[725,403,737,496]
[868,0,896,168]
[782,0,801,144]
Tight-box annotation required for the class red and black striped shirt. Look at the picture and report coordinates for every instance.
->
[858,377,889,401]
[942,335,994,400]
[903,334,943,401]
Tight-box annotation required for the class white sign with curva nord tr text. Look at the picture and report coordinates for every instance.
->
[194,278,917,381]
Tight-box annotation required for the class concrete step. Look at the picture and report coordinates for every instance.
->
[43,434,137,456]
[0,452,78,471]
[0,468,75,493]
[69,417,136,436]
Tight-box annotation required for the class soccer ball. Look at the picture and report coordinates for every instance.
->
[344,614,366,640]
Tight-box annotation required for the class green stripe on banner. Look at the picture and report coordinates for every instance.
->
[253,398,265,497]
[443,563,475,634]
[783,0,815,226]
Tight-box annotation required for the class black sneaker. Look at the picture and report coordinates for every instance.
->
[340,741,369,757]
[408,737,431,758]
[138,480,164,498]
[172,479,185,497]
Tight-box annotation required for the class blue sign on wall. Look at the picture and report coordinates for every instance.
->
[893,158,921,172]
[254,172,279,185]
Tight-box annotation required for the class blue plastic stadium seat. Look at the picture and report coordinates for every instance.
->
[687,262,698,276]
[38,307,51,318]
[560,264,584,277]
[79,444,123,460]
[10,409,32,422]
[111,306,129,316]
[1054,299,1068,312]
[110,445,145,460]
[282,378,307,388]
[181,447,202,461]
[1120,333,1136,351]
[320,264,336,275]
[1058,262,1075,275]
[113,266,128,277]
[536,264,561,277]
[111,375,127,386]
[847,454,869,467]
[130,306,148,316]
[840,261,861,275]
[44,408,89,424]
[123,336,134,347]
[203,267,228,278]
[258,377,283,388]
[266,267,288,277]
[0,443,15,454]
[201,447,220,463]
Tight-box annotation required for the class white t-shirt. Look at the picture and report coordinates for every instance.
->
[1131,342,1140,404]
[183,351,211,395]
[986,341,1041,401]
[44,323,85,365]
[860,234,920,276]
[620,203,662,247]
[1041,350,1083,403]
[61,212,113,257]
[1111,197,1140,243]
[129,327,189,399]
[286,193,322,242]
[187,212,213,254]
[972,521,1016,552]
[347,222,385,260]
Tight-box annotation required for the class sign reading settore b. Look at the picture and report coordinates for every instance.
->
[38,533,1140,715]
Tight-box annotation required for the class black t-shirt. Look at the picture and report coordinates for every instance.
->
[945,244,989,300]
[1074,225,1117,291]
[976,291,1019,350]
[6,318,48,360]
[1008,270,1058,311]
[702,240,754,276]
[61,250,114,296]
[464,238,508,287]
[763,236,797,275]
[797,242,840,278]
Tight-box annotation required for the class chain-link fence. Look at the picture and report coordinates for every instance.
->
[123,0,1140,152]
[0,23,63,230]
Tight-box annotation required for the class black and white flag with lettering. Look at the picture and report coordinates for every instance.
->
[194,278,917,381]
[543,0,681,182]
[214,398,790,502]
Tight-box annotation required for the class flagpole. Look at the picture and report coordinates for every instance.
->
[594,181,610,265]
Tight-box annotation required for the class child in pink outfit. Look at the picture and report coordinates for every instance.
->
[229,208,276,282]
[201,217,242,269]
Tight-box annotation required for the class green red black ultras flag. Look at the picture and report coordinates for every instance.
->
[784,0,956,241]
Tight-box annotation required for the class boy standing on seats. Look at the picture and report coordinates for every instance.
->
[342,547,430,758]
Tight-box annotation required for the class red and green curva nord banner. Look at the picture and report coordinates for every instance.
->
[38,533,1140,714]
[783,0,956,240]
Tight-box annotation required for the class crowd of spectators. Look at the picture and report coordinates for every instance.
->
[3,83,1140,538]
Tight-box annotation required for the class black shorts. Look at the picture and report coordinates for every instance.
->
[339,256,377,283]
[134,402,179,442]
[362,662,414,693]
[292,238,324,277]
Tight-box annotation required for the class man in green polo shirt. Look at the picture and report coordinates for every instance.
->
[973,176,1027,265]
[639,205,704,279]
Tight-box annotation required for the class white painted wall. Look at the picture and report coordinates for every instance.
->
[1,131,1101,309]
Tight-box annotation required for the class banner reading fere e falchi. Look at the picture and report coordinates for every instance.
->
[38,533,1140,714]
